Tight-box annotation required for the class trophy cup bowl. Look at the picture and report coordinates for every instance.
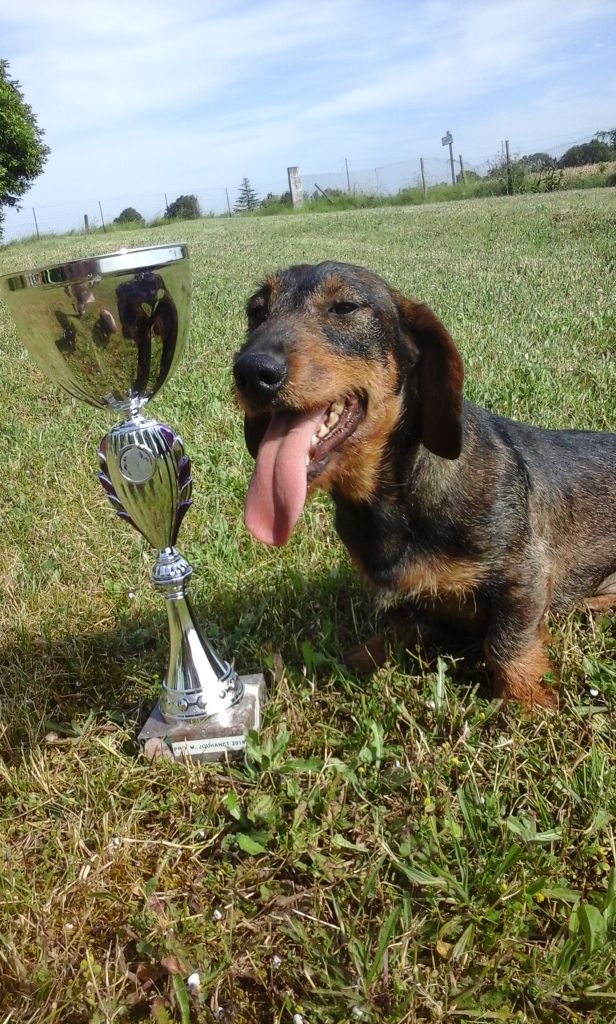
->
[0,244,264,760]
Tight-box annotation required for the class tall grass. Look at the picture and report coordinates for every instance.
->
[242,161,616,217]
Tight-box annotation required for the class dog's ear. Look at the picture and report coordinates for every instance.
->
[391,290,464,459]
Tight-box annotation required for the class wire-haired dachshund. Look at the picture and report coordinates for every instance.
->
[233,261,616,709]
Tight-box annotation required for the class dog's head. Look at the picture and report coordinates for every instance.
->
[233,261,463,545]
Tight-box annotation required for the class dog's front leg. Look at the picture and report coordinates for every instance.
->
[344,602,477,676]
[344,605,428,675]
[485,582,558,710]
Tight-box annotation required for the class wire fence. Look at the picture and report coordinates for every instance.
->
[301,155,494,199]
[1,134,610,242]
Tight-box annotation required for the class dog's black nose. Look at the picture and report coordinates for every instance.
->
[233,351,287,404]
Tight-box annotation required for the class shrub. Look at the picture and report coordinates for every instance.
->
[165,194,201,220]
[529,167,564,193]
[260,191,292,209]
[113,206,144,225]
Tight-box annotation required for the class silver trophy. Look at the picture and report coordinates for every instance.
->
[0,244,264,760]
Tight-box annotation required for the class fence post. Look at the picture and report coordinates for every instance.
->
[314,183,334,205]
[345,157,351,193]
[505,140,513,195]
[287,166,304,208]
[420,158,427,198]
[84,214,89,233]
[98,201,107,232]
[32,208,40,239]
[225,189,232,216]
[459,155,466,184]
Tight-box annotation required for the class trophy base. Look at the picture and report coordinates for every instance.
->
[138,673,266,762]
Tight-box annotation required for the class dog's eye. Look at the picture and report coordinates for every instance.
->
[247,299,268,329]
[328,301,359,315]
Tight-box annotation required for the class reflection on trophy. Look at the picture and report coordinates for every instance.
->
[0,245,264,761]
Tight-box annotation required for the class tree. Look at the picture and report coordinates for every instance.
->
[165,194,201,220]
[114,206,145,225]
[558,138,615,168]
[234,178,259,212]
[518,152,556,173]
[0,59,49,238]
[594,129,616,149]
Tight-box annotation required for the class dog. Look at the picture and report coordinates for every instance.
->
[233,261,616,708]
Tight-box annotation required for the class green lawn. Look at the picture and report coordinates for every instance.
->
[0,190,615,1023]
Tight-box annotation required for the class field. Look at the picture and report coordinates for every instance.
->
[0,189,615,1023]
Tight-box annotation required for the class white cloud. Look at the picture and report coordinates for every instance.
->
[1,0,616,237]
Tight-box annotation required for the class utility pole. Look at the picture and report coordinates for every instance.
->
[442,131,455,185]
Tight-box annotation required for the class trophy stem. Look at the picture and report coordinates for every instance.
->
[97,417,265,760]
[151,547,243,724]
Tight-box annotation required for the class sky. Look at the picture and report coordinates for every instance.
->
[2,0,616,239]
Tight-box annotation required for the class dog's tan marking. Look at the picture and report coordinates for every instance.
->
[583,594,616,612]
[397,557,487,599]
[489,640,559,710]
[281,342,402,502]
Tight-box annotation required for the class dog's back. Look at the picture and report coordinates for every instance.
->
[479,408,616,611]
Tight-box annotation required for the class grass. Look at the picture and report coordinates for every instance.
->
[560,161,616,184]
[0,188,615,1023]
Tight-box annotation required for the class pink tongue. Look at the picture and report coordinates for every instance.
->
[244,406,328,545]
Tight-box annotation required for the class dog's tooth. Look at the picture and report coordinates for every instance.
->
[326,410,340,428]
[317,423,329,439]
[311,433,319,448]
[331,399,344,414]
[305,454,310,466]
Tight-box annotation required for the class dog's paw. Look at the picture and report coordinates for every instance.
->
[344,634,388,675]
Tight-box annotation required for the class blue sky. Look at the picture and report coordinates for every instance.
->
[2,0,616,238]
